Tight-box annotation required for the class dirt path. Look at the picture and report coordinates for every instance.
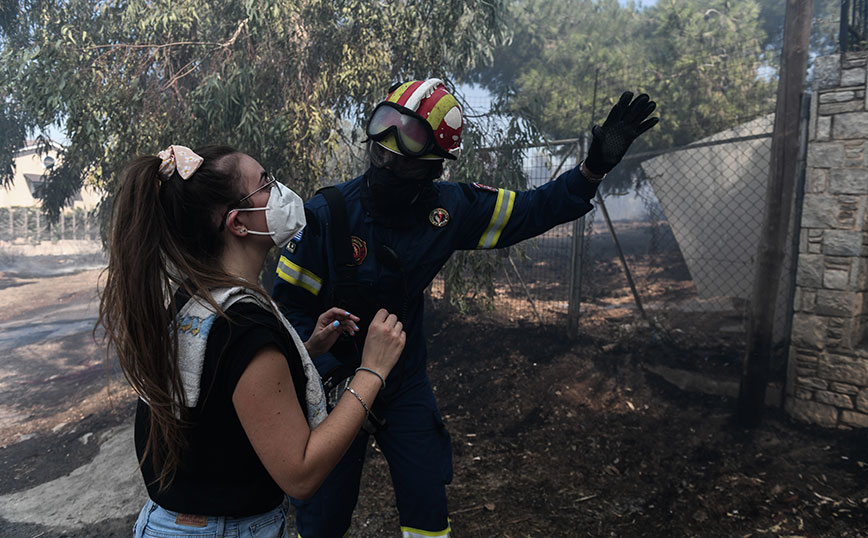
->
[1,269,866,537]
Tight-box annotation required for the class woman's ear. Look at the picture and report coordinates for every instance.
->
[224,209,248,237]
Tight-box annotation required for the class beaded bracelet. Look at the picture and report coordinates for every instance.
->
[345,386,371,417]
[355,367,386,390]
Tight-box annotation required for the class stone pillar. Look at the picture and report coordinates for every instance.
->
[787,52,868,429]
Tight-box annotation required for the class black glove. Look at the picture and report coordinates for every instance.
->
[584,91,658,177]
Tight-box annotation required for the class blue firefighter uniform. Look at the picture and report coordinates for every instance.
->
[271,164,600,538]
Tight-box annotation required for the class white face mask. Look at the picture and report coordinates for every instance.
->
[232,181,306,248]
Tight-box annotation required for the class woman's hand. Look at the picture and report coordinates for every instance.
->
[304,308,360,358]
[359,309,405,379]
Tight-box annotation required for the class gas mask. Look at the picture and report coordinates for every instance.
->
[367,142,443,208]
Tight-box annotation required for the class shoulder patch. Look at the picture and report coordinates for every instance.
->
[472,182,499,193]
[286,228,304,254]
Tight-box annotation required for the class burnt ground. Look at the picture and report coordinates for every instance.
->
[1,227,868,537]
[343,306,868,538]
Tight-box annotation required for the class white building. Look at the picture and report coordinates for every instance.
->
[1,141,101,211]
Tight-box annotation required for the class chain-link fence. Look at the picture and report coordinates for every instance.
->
[0,207,101,243]
[431,110,803,374]
[421,38,818,382]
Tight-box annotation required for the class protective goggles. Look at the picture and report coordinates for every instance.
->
[366,101,457,160]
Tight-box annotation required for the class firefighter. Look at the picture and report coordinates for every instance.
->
[271,79,658,537]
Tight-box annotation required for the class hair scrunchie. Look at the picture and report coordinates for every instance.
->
[157,145,204,180]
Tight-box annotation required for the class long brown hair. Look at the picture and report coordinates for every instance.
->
[98,145,253,490]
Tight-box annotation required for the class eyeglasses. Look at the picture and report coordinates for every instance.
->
[366,101,455,160]
[219,174,279,231]
[237,174,278,206]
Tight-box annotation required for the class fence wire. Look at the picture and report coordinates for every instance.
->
[433,112,800,369]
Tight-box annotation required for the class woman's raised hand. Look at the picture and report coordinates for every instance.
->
[360,309,405,380]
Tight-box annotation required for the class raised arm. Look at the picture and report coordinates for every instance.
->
[455,91,658,251]
[232,309,404,500]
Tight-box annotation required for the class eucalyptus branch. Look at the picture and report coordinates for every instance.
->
[81,17,248,53]
[162,56,207,92]
[82,40,224,51]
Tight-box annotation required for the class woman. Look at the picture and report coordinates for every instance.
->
[98,144,404,537]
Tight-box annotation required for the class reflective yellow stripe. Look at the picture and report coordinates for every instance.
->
[276,255,323,296]
[476,188,516,249]
[401,523,451,538]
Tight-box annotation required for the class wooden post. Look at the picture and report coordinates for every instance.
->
[736,0,813,427]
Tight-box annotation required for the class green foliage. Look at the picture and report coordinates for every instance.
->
[641,0,776,146]
[472,0,778,150]
[438,101,537,313]
[759,0,841,56]
[0,0,510,223]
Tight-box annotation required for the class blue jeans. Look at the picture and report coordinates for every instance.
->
[132,499,289,538]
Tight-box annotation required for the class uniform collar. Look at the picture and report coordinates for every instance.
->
[360,168,441,228]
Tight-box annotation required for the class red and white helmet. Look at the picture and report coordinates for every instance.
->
[366,78,463,160]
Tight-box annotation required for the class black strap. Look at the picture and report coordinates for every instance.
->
[316,186,406,403]
[317,186,356,283]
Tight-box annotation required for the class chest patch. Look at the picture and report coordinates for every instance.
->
[429,207,451,228]
[472,182,499,193]
[351,235,368,265]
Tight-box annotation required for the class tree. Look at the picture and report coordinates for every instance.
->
[0,0,511,223]
[758,0,840,57]
[471,0,778,151]
[440,104,538,313]
[641,0,776,147]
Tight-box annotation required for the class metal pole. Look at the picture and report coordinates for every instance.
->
[596,192,648,321]
[546,142,580,183]
[841,0,850,53]
[567,69,600,338]
[507,253,544,326]
[567,220,585,336]
[568,136,589,338]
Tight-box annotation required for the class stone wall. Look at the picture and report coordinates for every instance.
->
[786,52,868,428]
